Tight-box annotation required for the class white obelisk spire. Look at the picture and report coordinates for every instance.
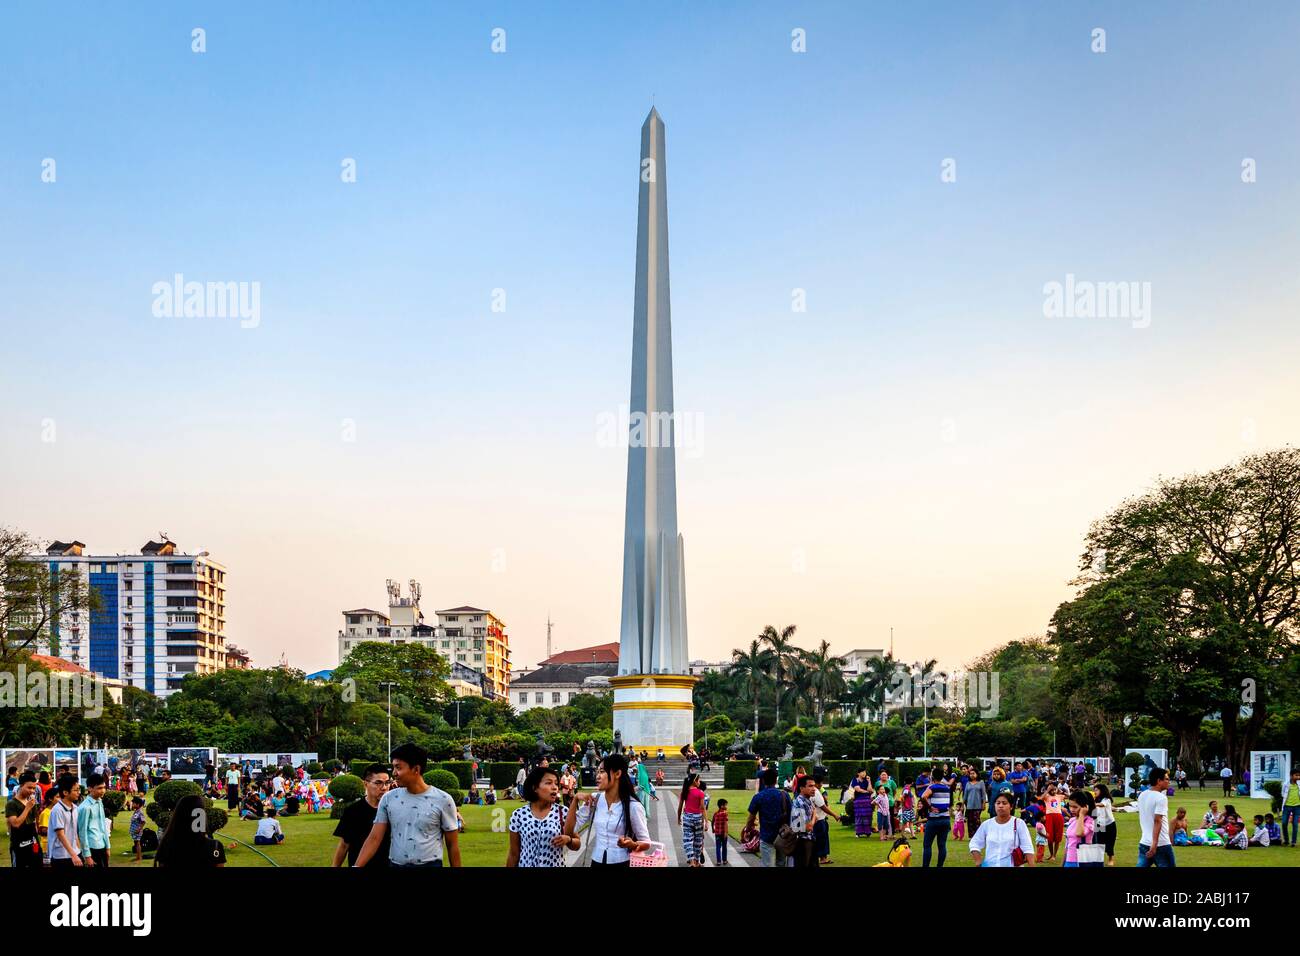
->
[618,107,689,677]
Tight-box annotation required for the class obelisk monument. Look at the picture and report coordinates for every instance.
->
[611,108,696,752]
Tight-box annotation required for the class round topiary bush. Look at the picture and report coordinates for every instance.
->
[311,771,329,780]
[323,758,343,772]
[328,773,365,803]
[152,779,202,811]
[330,801,349,819]
[424,769,460,791]
[306,762,322,775]
[100,790,127,817]
[444,788,464,806]
[204,804,229,834]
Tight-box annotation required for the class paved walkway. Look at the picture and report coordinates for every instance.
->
[564,791,755,867]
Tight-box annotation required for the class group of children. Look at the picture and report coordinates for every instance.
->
[1170,800,1281,849]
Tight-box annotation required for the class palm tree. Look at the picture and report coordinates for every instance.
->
[860,653,901,725]
[803,640,847,725]
[759,624,798,730]
[693,669,735,715]
[778,658,814,727]
[842,674,875,723]
[727,640,774,737]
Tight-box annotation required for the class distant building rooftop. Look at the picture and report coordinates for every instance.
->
[511,661,617,686]
[542,642,620,666]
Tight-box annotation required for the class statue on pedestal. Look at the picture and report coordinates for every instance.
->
[781,743,794,761]
[612,729,625,755]
[727,730,755,759]
[534,732,554,761]
[462,742,477,764]
[582,740,598,769]
[803,740,825,769]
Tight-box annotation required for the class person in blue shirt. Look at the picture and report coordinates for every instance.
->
[1008,762,1030,809]
[745,767,792,868]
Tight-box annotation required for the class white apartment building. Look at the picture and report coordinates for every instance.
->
[31,539,231,697]
[337,581,511,698]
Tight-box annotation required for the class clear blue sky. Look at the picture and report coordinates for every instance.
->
[3,3,1299,672]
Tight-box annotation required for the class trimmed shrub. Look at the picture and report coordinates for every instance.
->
[322,759,343,772]
[444,788,464,805]
[100,789,127,817]
[724,760,757,789]
[306,762,322,775]
[311,771,330,780]
[328,774,365,803]
[204,804,229,834]
[488,762,522,789]
[1264,780,1282,813]
[151,779,202,812]
[424,769,460,791]
[817,761,866,788]
[437,761,474,788]
[329,801,350,820]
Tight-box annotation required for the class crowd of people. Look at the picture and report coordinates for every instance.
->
[8,747,1294,870]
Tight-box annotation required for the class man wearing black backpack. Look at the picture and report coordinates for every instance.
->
[746,767,792,867]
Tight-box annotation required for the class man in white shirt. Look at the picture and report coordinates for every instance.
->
[355,743,461,868]
[254,809,285,845]
[1220,765,1233,796]
[1136,766,1175,867]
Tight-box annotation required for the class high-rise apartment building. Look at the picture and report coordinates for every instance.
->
[31,538,232,697]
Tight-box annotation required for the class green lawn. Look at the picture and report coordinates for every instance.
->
[4,801,516,868]
[10,790,1296,867]
[712,790,1297,867]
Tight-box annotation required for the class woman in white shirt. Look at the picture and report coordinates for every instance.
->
[574,754,651,867]
[969,793,1034,867]
[1091,783,1117,866]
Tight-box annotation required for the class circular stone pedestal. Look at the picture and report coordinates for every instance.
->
[610,674,697,752]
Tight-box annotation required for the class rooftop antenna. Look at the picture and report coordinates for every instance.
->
[546,614,554,660]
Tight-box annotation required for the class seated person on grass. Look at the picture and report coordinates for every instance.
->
[254,808,285,845]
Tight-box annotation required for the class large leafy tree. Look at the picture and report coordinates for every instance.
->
[1052,448,1300,771]
[333,640,453,712]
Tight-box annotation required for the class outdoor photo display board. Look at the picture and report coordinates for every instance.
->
[1250,750,1291,799]
[168,746,217,780]
[1124,748,1169,796]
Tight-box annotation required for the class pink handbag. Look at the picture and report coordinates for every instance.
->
[629,841,668,867]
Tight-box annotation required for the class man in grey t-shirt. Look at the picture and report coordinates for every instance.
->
[355,743,460,868]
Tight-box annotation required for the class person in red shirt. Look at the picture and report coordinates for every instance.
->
[711,798,730,866]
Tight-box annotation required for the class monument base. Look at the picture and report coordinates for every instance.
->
[610,674,697,752]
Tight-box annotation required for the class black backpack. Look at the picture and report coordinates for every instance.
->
[139,828,159,852]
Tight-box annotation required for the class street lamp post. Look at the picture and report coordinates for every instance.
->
[379,681,398,756]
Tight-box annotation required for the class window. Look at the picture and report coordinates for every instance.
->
[534,692,543,704]
[569,692,577,701]
[551,692,561,704]
[519,693,528,705]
